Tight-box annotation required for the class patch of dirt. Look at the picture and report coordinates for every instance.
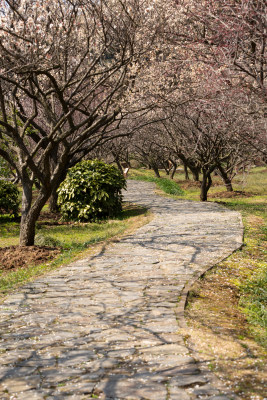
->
[37,211,61,221]
[0,246,61,271]
[185,267,267,400]
[37,211,72,226]
[210,190,254,198]
[177,180,201,189]
[246,215,265,227]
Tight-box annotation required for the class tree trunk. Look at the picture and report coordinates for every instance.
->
[191,167,200,182]
[20,212,38,246]
[200,172,212,201]
[170,161,177,180]
[163,161,170,175]
[20,182,49,245]
[112,152,123,174]
[183,162,189,180]
[49,186,60,213]
[20,179,33,229]
[115,160,123,173]
[49,169,68,212]
[217,164,233,192]
[152,165,160,178]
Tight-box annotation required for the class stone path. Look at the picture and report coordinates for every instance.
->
[0,180,243,400]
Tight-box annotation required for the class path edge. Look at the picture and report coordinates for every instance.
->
[177,212,244,330]
[176,212,244,400]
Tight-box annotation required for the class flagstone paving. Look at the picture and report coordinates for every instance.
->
[0,180,243,400]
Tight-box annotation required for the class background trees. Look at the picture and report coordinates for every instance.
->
[188,0,267,157]
[118,0,266,200]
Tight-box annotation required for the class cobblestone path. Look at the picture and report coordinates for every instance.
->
[0,181,243,400]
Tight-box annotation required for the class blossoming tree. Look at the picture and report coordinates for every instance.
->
[0,0,160,245]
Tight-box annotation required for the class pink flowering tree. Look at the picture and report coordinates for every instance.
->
[0,0,161,245]
[186,0,267,157]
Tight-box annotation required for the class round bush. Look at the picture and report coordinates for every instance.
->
[57,160,126,222]
[0,180,19,216]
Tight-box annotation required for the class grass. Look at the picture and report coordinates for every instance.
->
[129,169,184,195]
[0,203,152,295]
[240,267,267,331]
[0,216,20,247]
[130,166,267,199]
[184,207,266,399]
[35,220,130,249]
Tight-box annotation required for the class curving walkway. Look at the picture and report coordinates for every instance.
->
[0,180,243,400]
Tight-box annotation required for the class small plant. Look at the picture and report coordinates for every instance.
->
[240,267,267,332]
[57,160,126,222]
[34,233,61,247]
[0,181,19,217]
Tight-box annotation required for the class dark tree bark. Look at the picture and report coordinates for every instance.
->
[115,159,123,174]
[49,186,60,213]
[111,151,124,174]
[183,162,189,180]
[176,153,200,181]
[163,161,170,175]
[200,171,212,201]
[170,160,177,180]
[152,165,161,178]
[20,178,33,237]
[190,167,200,182]
[217,164,233,192]
[20,189,49,245]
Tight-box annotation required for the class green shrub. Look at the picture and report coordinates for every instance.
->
[0,180,19,217]
[0,158,12,179]
[57,160,126,222]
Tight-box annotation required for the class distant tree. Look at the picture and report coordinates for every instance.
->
[164,102,257,200]
[187,0,267,157]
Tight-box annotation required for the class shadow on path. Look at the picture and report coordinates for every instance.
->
[0,180,243,399]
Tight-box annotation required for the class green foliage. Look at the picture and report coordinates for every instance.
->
[0,158,12,179]
[0,181,19,217]
[57,160,126,222]
[240,267,267,333]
